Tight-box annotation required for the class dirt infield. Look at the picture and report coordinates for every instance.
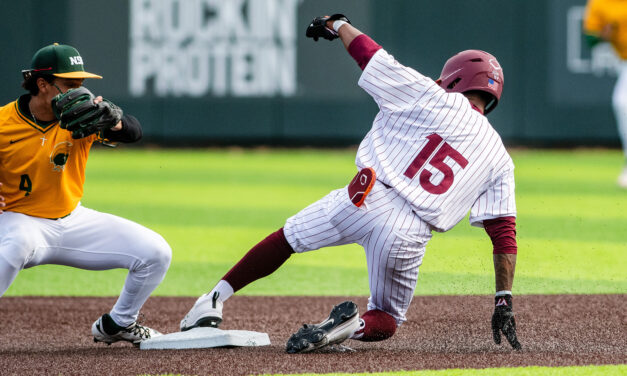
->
[0,295,625,375]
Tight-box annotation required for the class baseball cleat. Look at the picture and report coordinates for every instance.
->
[92,313,161,347]
[180,291,223,331]
[285,300,360,354]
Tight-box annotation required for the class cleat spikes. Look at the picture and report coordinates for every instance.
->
[285,301,360,354]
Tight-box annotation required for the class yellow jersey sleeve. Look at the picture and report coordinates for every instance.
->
[0,97,97,218]
[584,0,605,35]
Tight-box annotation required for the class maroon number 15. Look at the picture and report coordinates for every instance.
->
[404,133,468,194]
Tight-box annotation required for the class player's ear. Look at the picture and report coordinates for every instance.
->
[32,77,51,97]
[37,77,48,90]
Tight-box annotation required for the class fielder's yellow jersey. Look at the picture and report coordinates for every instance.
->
[584,0,627,59]
[0,95,96,218]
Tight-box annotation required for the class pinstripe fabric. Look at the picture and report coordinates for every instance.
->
[283,48,516,325]
[469,169,516,227]
[356,49,516,232]
[284,182,431,324]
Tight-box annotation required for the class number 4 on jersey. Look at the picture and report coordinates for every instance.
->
[404,133,468,194]
[19,174,32,196]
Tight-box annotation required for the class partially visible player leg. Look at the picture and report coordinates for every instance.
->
[351,186,431,342]
[181,186,365,332]
[32,205,172,345]
[612,62,627,188]
[180,227,294,331]
[0,212,46,296]
[350,309,397,341]
[285,182,414,352]
[222,228,294,292]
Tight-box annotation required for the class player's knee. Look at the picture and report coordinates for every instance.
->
[0,241,33,270]
[356,309,397,342]
[145,235,172,270]
[0,222,39,267]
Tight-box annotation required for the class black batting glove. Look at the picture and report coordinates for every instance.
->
[305,14,351,41]
[491,294,522,350]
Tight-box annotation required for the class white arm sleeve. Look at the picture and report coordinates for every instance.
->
[469,168,517,228]
[357,49,439,112]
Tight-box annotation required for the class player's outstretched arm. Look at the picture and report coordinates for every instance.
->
[0,182,5,214]
[101,115,143,144]
[306,14,382,71]
[328,20,362,50]
[491,248,521,350]
[494,253,516,292]
[305,14,362,49]
[484,217,521,350]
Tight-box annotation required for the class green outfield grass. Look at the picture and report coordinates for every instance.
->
[5,148,626,297]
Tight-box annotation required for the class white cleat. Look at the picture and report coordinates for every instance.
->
[92,313,161,347]
[180,291,223,331]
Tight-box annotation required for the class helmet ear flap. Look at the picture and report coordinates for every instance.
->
[465,90,498,115]
[484,96,497,115]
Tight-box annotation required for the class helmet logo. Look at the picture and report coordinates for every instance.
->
[489,58,502,81]
[50,141,72,171]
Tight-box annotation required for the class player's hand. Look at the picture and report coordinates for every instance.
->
[600,23,617,41]
[0,182,5,214]
[92,96,122,131]
[306,14,351,41]
[52,87,123,139]
[491,294,522,350]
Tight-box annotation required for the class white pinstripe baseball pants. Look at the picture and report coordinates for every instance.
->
[284,181,433,325]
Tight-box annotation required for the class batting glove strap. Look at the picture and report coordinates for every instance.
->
[328,14,351,24]
[494,294,513,309]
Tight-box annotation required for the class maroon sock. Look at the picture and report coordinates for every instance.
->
[355,309,397,342]
[223,228,294,292]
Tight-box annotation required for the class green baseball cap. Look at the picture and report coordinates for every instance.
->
[28,43,102,79]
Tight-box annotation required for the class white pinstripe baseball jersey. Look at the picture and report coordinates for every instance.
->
[283,46,516,324]
[355,49,516,232]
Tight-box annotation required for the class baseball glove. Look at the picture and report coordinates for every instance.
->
[306,14,351,41]
[52,87,123,139]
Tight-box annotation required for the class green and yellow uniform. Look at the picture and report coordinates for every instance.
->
[0,95,97,218]
[0,43,171,340]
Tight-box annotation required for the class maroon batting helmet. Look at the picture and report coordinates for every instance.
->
[438,50,504,115]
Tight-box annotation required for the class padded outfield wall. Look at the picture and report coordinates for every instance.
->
[0,0,621,147]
